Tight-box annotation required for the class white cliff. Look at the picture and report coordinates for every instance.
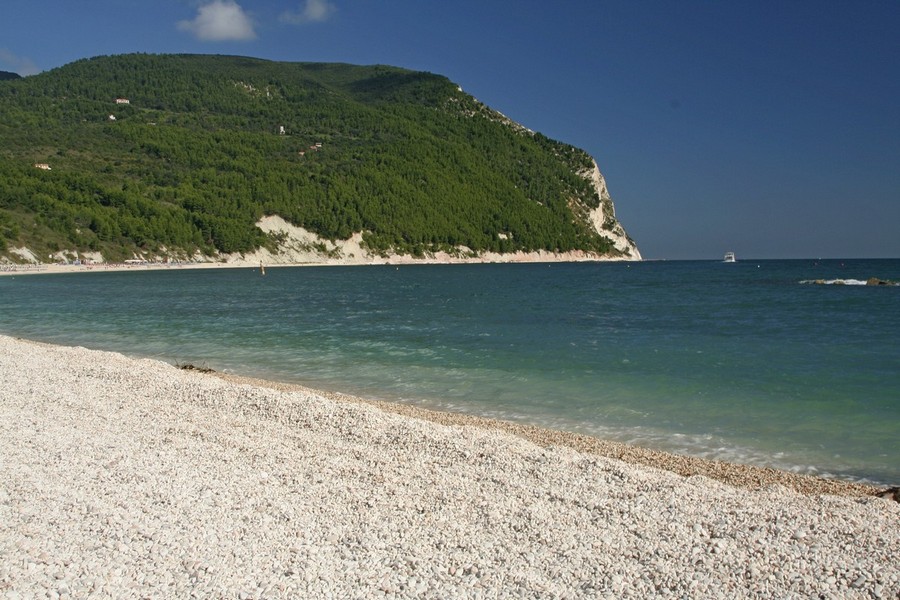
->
[581,159,642,260]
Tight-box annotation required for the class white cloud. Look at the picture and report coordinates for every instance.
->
[177,0,257,41]
[280,0,337,25]
[0,49,40,76]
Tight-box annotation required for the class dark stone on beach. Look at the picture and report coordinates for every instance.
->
[875,487,900,502]
[178,363,215,373]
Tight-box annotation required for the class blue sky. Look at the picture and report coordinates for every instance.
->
[2,1,898,259]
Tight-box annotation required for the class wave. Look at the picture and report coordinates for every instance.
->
[799,278,898,286]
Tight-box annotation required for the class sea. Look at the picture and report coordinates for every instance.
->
[1,259,898,486]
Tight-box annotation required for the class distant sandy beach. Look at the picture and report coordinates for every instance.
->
[0,249,631,277]
[0,260,260,277]
[1,335,897,598]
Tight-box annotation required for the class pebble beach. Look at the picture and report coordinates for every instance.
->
[1,335,898,599]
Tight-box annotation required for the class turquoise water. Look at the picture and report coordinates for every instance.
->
[1,259,898,485]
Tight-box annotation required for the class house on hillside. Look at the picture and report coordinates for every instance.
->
[115,98,130,104]
[33,163,51,170]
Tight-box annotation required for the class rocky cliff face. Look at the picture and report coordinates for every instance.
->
[581,160,642,260]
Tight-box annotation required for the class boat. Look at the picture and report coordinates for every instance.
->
[723,252,736,263]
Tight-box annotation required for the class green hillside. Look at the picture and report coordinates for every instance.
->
[0,53,634,262]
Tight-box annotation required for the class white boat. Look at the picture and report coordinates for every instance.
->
[723,252,736,263]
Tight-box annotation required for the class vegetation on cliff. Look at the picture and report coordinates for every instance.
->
[0,54,630,262]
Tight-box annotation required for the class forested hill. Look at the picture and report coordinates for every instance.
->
[0,53,639,263]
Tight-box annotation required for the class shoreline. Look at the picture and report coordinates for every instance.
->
[2,332,894,497]
[0,250,640,278]
[214,371,888,499]
[0,260,286,277]
[1,334,898,597]
[2,334,894,496]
